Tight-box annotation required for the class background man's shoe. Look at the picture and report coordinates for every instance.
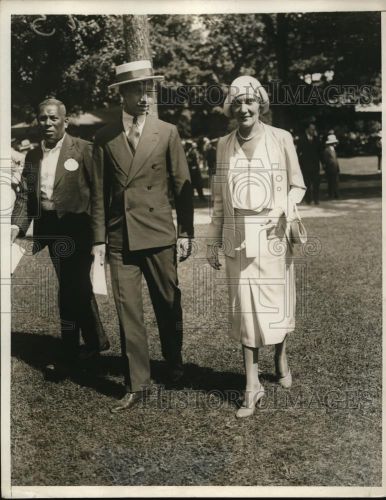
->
[110,391,146,413]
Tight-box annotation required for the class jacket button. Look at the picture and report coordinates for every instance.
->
[147,186,152,190]
[126,207,130,212]
[149,208,154,212]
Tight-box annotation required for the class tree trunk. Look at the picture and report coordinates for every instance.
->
[274,14,290,129]
[263,14,290,129]
[121,15,158,116]
[122,15,151,60]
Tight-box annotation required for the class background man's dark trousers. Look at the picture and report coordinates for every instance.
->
[297,131,321,204]
[325,172,339,199]
[302,170,320,204]
[109,244,182,392]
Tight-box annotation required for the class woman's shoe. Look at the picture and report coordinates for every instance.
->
[278,370,292,388]
[236,386,265,418]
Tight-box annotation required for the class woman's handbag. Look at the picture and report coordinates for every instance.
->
[289,204,307,245]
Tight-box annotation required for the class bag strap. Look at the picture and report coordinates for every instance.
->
[294,203,302,221]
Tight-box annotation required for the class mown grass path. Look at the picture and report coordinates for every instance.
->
[10,198,381,486]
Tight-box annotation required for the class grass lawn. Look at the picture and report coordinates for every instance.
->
[10,198,382,487]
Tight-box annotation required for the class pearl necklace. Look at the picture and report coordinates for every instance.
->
[237,128,259,141]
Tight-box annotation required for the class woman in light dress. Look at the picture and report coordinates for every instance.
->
[206,76,306,418]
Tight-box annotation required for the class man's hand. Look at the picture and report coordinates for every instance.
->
[92,243,106,264]
[11,227,19,244]
[177,237,193,262]
[206,245,222,270]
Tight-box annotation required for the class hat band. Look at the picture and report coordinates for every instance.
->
[116,67,154,84]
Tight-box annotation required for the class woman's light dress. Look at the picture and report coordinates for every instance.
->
[225,131,296,348]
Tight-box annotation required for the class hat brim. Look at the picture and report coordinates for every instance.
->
[109,75,164,89]
[326,140,339,144]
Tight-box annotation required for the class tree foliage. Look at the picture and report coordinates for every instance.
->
[11,12,381,134]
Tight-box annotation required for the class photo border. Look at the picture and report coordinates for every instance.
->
[1,1,385,497]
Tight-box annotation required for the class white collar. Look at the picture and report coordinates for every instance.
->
[122,110,146,132]
[42,133,66,153]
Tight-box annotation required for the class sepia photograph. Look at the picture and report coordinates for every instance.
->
[1,0,384,497]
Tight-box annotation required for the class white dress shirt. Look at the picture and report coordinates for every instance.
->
[40,134,66,211]
[122,110,146,138]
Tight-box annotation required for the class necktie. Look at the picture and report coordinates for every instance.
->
[127,116,140,154]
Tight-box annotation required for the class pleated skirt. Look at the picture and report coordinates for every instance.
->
[225,210,296,348]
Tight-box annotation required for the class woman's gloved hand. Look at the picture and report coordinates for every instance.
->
[206,245,222,270]
[265,207,285,229]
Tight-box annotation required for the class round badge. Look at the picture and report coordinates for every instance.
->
[64,158,79,171]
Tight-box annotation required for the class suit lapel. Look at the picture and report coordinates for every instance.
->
[107,122,134,182]
[31,146,43,195]
[126,115,159,185]
[54,134,75,188]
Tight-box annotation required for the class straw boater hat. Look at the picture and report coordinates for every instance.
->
[325,134,339,145]
[223,75,269,118]
[19,139,33,151]
[109,60,164,89]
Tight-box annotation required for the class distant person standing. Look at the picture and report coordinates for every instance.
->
[321,134,340,200]
[11,140,26,188]
[185,140,206,200]
[11,139,33,185]
[11,139,26,208]
[205,139,217,178]
[297,122,321,205]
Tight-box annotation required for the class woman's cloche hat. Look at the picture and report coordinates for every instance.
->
[109,60,164,89]
[223,75,269,117]
[325,134,339,145]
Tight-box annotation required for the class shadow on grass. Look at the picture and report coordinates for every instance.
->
[11,330,123,398]
[11,331,251,405]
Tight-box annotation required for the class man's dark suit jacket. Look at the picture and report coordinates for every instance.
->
[12,134,94,244]
[297,133,321,176]
[91,115,194,251]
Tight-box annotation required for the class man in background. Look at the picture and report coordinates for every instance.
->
[321,133,340,200]
[297,121,321,205]
[185,140,206,200]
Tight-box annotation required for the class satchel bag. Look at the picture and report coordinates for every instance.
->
[289,204,307,245]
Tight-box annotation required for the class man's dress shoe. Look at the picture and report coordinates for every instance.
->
[110,391,145,413]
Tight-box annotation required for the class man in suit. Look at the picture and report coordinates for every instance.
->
[185,140,205,200]
[11,98,110,378]
[321,133,340,199]
[297,121,321,204]
[91,60,194,412]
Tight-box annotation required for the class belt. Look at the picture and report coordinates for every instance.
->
[234,208,270,217]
